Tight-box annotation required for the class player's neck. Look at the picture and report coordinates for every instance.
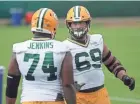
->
[33,33,52,39]
[72,35,88,44]
[32,33,52,41]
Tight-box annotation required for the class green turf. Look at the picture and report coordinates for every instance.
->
[0,24,140,104]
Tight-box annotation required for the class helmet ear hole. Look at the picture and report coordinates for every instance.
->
[66,22,71,28]
[82,16,84,18]
[68,22,71,27]
[86,20,90,26]
[50,13,52,16]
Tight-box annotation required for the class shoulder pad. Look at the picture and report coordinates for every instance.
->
[53,40,70,53]
[90,34,103,44]
[13,41,29,53]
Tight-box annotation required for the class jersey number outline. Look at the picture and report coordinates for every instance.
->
[24,52,57,81]
[75,48,101,71]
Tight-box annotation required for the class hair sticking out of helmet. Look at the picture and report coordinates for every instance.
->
[66,6,91,39]
[31,8,58,39]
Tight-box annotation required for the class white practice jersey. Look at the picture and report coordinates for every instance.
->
[13,39,69,102]
[63,34,104,90]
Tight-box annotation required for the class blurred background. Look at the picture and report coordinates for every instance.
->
[0,1,140,104]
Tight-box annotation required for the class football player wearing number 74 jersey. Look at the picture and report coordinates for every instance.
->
[63,5,135,104]
[6,8,76,104]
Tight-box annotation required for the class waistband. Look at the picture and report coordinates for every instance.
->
[79,84,104,93]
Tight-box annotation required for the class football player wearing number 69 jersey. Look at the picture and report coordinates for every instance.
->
[63,6,135,104]
[6,8,76,104]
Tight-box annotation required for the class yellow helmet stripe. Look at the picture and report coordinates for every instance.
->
[38,8,48,28]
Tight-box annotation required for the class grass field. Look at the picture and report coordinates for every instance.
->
[0,22,140,104]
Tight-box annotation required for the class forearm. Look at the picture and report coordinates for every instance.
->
[116,70,127,80]
[104,56,127,79]
[103,43,135,90]
[102,46,126,78]
[6,74,20,104]
[6,97,16,104]
[63,84,76,104]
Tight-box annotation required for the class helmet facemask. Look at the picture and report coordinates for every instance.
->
[67,20,90,39]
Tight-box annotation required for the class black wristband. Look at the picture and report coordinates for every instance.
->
[6,74,21,98]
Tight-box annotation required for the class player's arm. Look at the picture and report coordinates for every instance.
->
[102,43,135,91]
[6,52,21,104]
[60,51,76,104]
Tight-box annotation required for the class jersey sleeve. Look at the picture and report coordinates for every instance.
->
[90,34,103,43]
[62,40,70,49]
[59,42,70,52]
[90,34,104,53]
[12,42,28,53]
[52,40,70,53]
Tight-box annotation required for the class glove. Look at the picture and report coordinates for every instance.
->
[122,75,135,91]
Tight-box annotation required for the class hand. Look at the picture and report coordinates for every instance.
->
[74,81,85,91]
[122,75,135,91]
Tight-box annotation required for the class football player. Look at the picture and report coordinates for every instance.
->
[6,8,76,104]
[63,6,135,104]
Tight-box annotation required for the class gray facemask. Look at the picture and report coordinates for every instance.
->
[69,27,88,39]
